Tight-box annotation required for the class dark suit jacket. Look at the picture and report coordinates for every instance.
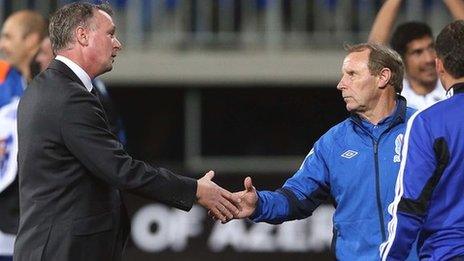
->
[14,60,197,261]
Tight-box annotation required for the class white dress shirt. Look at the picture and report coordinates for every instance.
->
[55,55,93,92]
[401,78,447,110]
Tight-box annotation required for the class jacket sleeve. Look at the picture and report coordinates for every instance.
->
[252,136,331,224]
[60,87,197,211]
[381,113,448,260]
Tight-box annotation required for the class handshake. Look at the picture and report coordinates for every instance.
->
[196,171,257,223]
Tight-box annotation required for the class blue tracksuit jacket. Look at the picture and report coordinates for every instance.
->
[252,97,416,260]
[381,83,464,261]
[0,61,23,108]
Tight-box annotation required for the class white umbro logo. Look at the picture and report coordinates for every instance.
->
[341,150,358,159]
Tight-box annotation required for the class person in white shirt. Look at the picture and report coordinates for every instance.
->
[368,0,464,110]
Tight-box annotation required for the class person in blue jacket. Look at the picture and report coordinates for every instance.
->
[0,10,46,261]
[380,20,464,261]
[229,43,417,260]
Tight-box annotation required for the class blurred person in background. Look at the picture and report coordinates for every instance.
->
[36,35,126,143]
[229,43,417,260]
[0,10,46,82]
[381,20,464,261]
[0,10,46,261]
[14,3,240,260]
[368,0,464,110]
[35,36,53,72]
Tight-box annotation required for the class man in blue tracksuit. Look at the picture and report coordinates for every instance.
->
[381,20,464,261]
[0,62,25,261]
[229,43,417,260]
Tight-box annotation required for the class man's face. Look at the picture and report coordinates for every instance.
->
[0,16,29,67]
[403,36,437,86]
[86,10,122,77]
[35,37,54,71]
[337,49,381,113]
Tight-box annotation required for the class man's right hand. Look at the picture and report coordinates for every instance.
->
[196,171,241,223]
[233,176,258,219]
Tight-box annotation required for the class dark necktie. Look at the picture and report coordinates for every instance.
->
[91,87,103,104]
[90,86,110,125]
[90,87,98,97]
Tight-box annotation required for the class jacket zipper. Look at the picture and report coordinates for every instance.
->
[351,112,404,243]
[373,140,386,242]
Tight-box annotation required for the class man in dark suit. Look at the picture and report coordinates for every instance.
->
[14,3,240,261]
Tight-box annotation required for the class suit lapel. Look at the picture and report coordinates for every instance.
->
[48,59,88,91]
[48,60,113,127]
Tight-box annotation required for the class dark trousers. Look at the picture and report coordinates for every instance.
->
[0,256,13,261]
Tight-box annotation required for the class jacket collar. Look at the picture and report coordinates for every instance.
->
[350,95,407,129]
[48,59,87,91]
[451,82,464,94]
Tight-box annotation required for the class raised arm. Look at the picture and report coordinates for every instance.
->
[443,0,464,20]
[368,0,403,44]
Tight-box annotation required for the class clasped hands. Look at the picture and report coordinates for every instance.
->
[196,171,257,223]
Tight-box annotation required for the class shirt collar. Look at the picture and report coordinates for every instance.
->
[430,80,447,98]
[403,78,446,97]
[450,82,464,95]
[55,55,93,92]
[350,96,407,129]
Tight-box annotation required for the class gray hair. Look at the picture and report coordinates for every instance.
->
[345,42,405,94]
[49,2,113,53]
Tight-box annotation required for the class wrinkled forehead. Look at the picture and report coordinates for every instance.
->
[342,50,370,70]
